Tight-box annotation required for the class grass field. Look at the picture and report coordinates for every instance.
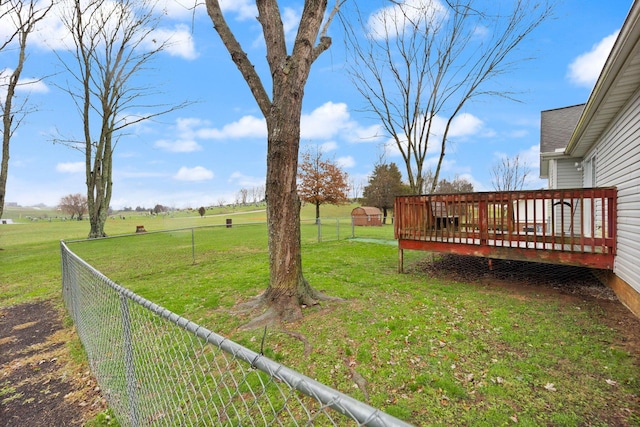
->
[2,203,639,426]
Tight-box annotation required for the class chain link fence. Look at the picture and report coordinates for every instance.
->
[302,216,395,244]
[61,240,412,426]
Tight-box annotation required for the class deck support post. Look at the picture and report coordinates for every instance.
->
[398,248,404,273]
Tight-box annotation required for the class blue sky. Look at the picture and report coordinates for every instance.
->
[0,0,633,210]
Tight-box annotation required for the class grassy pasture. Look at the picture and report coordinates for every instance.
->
[2,203,639,426]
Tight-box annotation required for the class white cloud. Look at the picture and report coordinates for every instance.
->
[148,24,198,60]
[282,7,301,40]
[506,129,529,138]
[346,124,385,143]
[520,144,540,167]
[154,139,202,152]
[0,69,49,99]
[20,1,199,60]
[448,113,484,138]
[320,141,338,152]
[219,0,258,21]
[473,25,489,40]
[383,112,484,158]
[174,166,214,181]
[198,115,267,139]
[301,102,352,139]
[159,0,205,20]
[56,162,84,173]
[367,0,447,40]
[568,30,619,88]
[301,102,384,143]
[190,102,381,146]
[228,172,264,187]
[176,117,209,135]
[337,156,355,168]
[17,77,49,93]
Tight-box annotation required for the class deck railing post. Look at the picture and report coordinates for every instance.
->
[479,198,488,245]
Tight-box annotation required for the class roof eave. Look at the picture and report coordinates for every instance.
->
[566,1,640,155]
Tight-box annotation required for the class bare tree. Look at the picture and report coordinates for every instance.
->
[490,154,530,191]
[349,177,364,202]
[205,0,343,324]
[59,193,88,219]
[341,0,552,194]
[56,0,189,238]
[298,146,350,222]
[251,184,265,205]
[238,188,249,205]
[0,0,52,219]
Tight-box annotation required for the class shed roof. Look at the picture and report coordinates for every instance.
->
[352,206,382,215]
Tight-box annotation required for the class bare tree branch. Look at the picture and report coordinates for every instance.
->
[0,0,53,219]
[341,0,553,195]
[205,0,271,116]
[56,0,190,237]
[490,153,531,191]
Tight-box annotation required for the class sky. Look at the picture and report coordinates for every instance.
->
[0,0,634,210]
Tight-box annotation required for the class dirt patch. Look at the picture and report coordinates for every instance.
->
[0,301,106,426]
[415,254,640,357]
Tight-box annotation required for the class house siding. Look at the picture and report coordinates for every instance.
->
[586,91,640,296]
[552,159,584,234]
[556,158,583,188]
[549,159,557,188]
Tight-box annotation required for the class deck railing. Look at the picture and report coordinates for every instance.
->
[394,188,617,269]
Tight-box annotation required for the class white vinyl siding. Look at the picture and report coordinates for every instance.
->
[552,159,583,234]
[548,159,557,188]
[555,158,583,188]
[586,91,640,295]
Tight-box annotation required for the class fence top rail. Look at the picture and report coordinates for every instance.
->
[62,220,269,244]
[59,240,413,427]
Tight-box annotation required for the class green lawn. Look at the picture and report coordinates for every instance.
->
[2,204,639,426]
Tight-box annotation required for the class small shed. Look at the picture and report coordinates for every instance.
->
[351,206,383,226]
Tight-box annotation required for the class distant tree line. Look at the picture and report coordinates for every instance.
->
[360,160,475,223]
[120,205,171,214]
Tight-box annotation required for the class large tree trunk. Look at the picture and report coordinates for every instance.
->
[86,139,112,238]
[0,125,9,220]
[262,102,319,322]
[205,0,339,325]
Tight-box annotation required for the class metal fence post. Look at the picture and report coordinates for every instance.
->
[351,216,355,238]
[317,218,322,242]
[336,218,340,241]
[120,292,140,427]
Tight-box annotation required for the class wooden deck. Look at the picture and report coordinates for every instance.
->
[394,188,617,270]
